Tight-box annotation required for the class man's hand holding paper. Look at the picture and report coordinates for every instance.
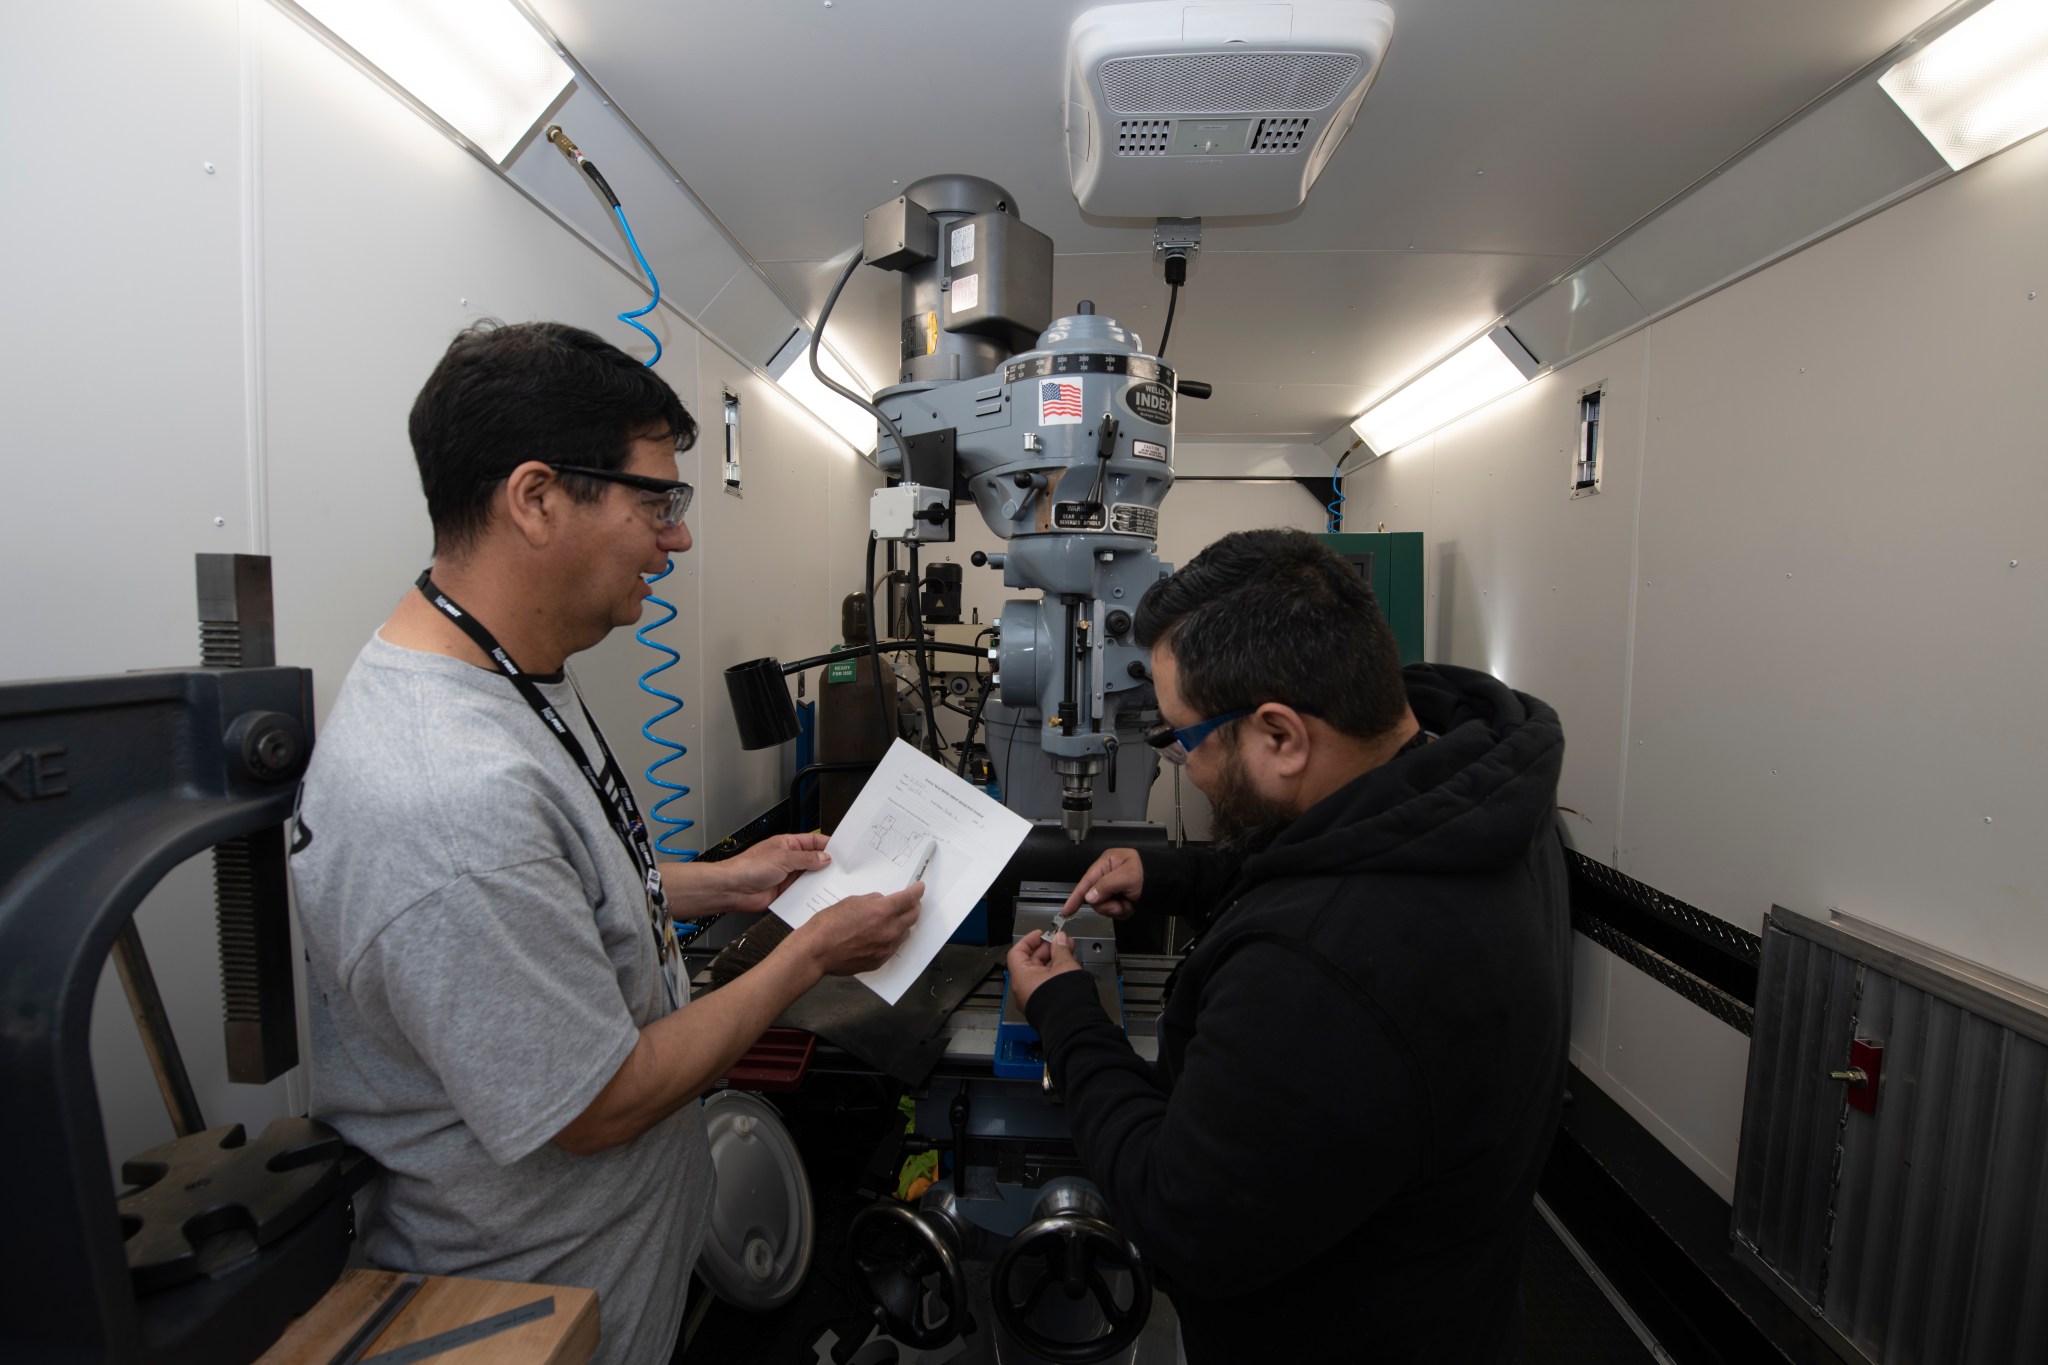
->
[771,740,1033,1003]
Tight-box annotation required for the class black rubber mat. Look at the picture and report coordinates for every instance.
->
[1520,1208,1660,1365]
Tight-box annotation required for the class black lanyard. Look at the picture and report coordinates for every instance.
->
[415,571,669,925]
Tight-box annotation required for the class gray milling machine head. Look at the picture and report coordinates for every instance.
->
[861,175,1179,841]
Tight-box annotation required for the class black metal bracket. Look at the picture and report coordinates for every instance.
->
[901,428,959,542]
[198,553,300,1083]
[1567,850,1759,1035]
[0,665,322,1363]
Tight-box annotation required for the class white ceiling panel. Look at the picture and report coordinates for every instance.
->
[755,255,899,392]
[1056,248,1574,381]
[697,264,809,368]
[1505,259,1648,368]
[505,85,747,319]
[1601,74,1949,317]
[525,0,1957,440]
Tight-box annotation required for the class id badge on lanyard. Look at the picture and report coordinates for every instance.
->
[416,570,685,1013]
[648,868,682,1010]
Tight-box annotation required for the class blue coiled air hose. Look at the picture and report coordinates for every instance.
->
[546,127,700,891]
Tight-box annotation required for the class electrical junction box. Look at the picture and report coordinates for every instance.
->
[870,484,950,542]
[1065,1,1396,217]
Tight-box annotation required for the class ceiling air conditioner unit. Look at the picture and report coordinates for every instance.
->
[1066,1,1396,217]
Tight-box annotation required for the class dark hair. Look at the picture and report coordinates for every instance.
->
[408,320,696,554]
[1134,528,1408,741]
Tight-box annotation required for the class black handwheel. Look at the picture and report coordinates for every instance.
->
[991,1213,1151,1363]
[845,1200,969,1350]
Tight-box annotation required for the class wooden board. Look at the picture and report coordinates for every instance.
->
[255,1268,600,1365]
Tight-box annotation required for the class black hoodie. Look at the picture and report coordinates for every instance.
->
[1024,663,1570,1363]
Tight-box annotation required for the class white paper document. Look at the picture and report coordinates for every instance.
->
[770,739,1031,1004]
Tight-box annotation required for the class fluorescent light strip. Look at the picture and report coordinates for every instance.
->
[290,0,572,163]
[768,330,877,454]
[1350,330,1534,456]
[1880,0,2048,172]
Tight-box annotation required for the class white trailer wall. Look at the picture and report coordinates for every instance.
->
[1342,130,2048,1196]
[2,0,878,1174]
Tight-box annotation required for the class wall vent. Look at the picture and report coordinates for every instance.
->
[1733,906,2048,1365]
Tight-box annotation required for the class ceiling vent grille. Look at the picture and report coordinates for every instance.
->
[1251,117,1313,153]
[1099,51,1361,114]
[1067,1,1395,216]
[1115,119,1173,156]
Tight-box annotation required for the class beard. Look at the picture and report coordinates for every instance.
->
[1206,743,1296,853]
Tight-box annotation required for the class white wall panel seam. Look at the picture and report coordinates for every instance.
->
[693,374,710,848]
[244,0,309,1119]
[240,0,270,555]
[1613,330,1653,870]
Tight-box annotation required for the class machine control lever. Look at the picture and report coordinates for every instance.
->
[1095,416,1120,462]
[1175,379,1213,399]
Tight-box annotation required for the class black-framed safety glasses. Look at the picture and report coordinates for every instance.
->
[548,463,694,528]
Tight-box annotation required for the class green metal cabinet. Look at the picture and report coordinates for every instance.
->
[1314,532,1425,665]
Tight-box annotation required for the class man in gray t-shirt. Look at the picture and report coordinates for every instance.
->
[293,322,920,1365]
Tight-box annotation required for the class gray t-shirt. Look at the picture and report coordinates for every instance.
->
[293,635,713,1365]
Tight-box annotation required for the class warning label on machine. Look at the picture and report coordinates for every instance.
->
[951,222,975,267]
[1052,501,1107,530]
[901,312,939,360]
[950,273,980,314]
[1111,504,1160,537]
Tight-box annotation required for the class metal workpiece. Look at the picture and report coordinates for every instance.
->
[1013,888,1122,1022]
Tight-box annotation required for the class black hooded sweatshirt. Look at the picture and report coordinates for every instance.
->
[1024,663,1571,1363]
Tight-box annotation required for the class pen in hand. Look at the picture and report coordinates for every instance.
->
[905,837,938,892]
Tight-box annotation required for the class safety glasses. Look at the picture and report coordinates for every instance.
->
[1143,707,1253,762]
[548,463,694,528]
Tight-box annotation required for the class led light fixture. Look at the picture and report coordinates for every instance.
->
[1880,0,2048,172]
[284,0,573,163]
[1350,326,1540,456]
[767,329,880,454]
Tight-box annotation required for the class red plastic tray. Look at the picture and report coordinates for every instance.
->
[716,1028,816,1094]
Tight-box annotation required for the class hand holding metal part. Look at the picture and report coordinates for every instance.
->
[1059,847,1144,921]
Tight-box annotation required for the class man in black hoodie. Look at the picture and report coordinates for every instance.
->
[1007,528,1570,1363]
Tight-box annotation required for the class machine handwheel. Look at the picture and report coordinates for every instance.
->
[991,1213,1151,1363]
[845,1200,969,1350]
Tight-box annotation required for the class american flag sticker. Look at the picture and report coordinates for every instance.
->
[1038,379,1084,425]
